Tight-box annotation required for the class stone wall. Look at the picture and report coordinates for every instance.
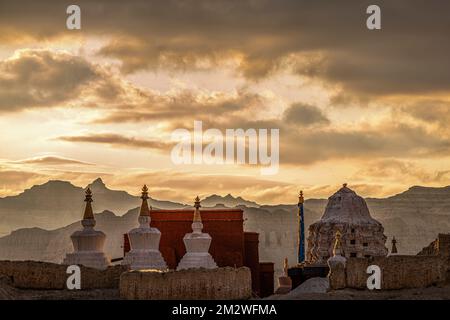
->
[329,255,446,290]
[120,267,252,300]
[417,233,450,283]
[417,233,450,256]
[436,234,450,257]
[0,260,127,290]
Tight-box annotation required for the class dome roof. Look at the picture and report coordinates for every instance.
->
[319,185,380,225]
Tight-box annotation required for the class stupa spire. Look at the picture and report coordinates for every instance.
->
[176,196,217,270]
[193,196,202,223]
[139,185,150,217]
[327,229,347,286]
[83,188,94,220]
[333,230,343,256]
[391,236,398,254]
[122,184,167,270]
[63,188,110,269]
[275,256,293,294]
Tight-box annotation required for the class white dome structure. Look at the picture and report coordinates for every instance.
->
[177,196,217,270]
[63,188,110,270]
[122,185,167,271]
[307,184,388,264]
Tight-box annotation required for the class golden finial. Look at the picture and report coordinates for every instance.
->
[333,230,342,256]
[83,188,94,220]
[85,188,93,202]
[194,196,201,209]
[139,185,150,216]
[193,196,202,222]
[141,184,149,200]
[298,190,304,204]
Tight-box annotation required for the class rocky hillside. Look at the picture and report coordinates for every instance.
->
[365,186,450,254]
[0,178,185,237]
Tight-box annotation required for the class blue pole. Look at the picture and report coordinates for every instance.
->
[298,191,305,263]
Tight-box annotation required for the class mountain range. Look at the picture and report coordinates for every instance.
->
[0,178,186,237]
[0,179,450,279]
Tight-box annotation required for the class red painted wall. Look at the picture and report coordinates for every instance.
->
[123,208,266,295]
[123,209,245,269]
[244,232,260,295]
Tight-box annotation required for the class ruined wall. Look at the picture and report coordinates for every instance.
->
[120,267,252,300]
[0,260,127,290]
[436,234,450,257]
[435,234,450,283]
[417,233,450,283]
[329,255,446,290]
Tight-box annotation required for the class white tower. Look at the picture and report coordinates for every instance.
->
[122,185,167,270]
[177,196,217,270]
[63,188,110,269]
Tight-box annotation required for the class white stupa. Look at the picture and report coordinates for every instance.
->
[307,184,388,264]
[177,196,217,270]
[63,188,110,269]
[122,185,167,270]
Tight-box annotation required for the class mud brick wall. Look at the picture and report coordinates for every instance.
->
[0,260,127,289]
[337,255,446,290]
[437,234,450,257]
[438,234,450,282]
[417,234,450,283]
[120,267,252,300]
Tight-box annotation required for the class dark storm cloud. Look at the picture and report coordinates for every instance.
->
[1,0,450,96]
[58,108,450,166]
[0,49,131,113]
[0,49,97,112]
[93,90,268,124]
[283,103,330,127]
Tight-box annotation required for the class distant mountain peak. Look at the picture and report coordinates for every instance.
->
[201,194,259,208]
[43,180,75,187]
[388,185,450,200]
[86,178,108,192]
[27,180,79,193]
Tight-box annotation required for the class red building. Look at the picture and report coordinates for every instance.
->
[123,208,274,297]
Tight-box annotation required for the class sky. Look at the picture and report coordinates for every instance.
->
[0,0,450,204]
